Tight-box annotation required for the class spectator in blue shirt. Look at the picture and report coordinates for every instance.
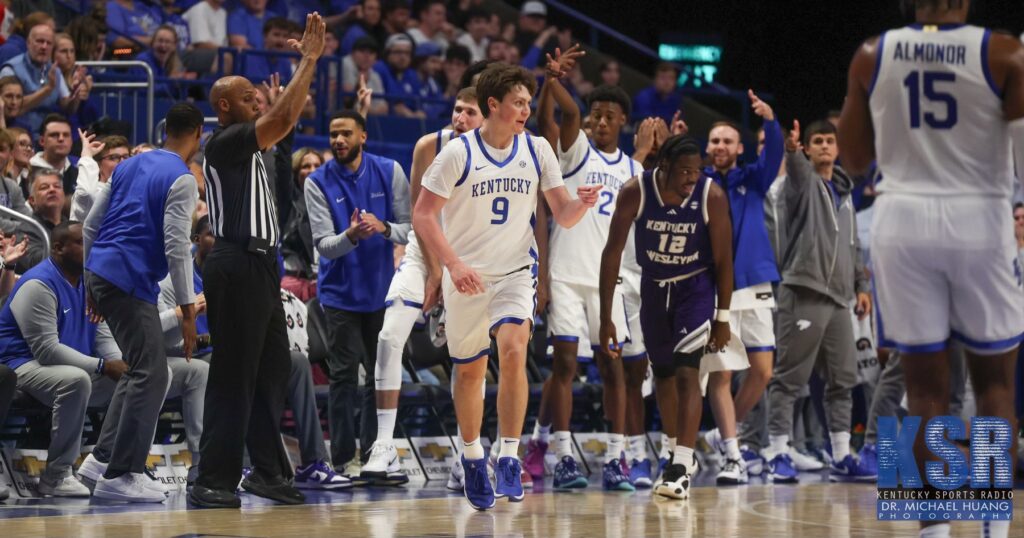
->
[413,42,446,119]
[134,25,190,98]
[0,76,32,132]
[632,62,683,124]
[105,0,160,50]
[374,33,422,118]
[0,25,83,133]
[157,0,191,51]
[227,0,270,51]
[240,17,295,84]
[339,0,385,56]
[0,12,54,66]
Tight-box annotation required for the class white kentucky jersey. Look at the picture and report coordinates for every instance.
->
[421,128,564,278]
[406,128,457,259]
[869,24,1014,197]
[550,129,642,286]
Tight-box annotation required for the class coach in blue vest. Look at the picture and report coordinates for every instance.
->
[0,222,127,497]
[305,109,411,470]
[82,103,202,503]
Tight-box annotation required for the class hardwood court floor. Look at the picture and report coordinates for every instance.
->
[4,477,1017,538]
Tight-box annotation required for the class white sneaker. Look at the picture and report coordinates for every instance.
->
[789,448,825,471]
[360,442,408,484]
[653,463,691,500]
[715,458,749,485]
[39,470,90,497]
[93,473,165,503]
[76,453,106,485]
[142,469,170,495]
[447,457,464,491]
[342,456,362,477]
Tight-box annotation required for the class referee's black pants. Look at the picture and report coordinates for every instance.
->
[196,242,293,492]
[0,364,15,427]
[323,307,383,467]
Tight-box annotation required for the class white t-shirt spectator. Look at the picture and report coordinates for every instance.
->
[341,55,386,110]
[455,33,488,63]
[407,28,449,53]
[183,1,227,47]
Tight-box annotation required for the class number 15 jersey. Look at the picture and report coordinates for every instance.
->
[421,128,564,278]
[869,24,1013,198]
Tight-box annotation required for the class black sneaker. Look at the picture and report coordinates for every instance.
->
[241,471,305,505]
[188,484,241,509]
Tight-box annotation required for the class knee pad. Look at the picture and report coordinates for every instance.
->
[374,339,404,391]
[651,361,676,379]
[674,350,702,370]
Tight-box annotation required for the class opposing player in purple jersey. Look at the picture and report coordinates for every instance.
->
[599,135,734,501]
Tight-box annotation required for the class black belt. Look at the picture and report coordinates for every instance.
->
[215,235,276,255]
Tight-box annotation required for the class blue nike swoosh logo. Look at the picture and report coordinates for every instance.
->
[475,165,488,171]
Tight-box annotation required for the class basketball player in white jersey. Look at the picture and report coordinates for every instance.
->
[361,87,483,484]
[414,63,600,511]
[522,45,643,491]
[840,1,1024,537]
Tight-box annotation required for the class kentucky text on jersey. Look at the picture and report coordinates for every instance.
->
[891,41,967,65]
[585,171,625,190]
[470,177,533,197]
[645,221,699,234]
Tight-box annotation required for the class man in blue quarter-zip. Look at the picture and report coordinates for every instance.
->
[82,102,202,503]
[764,119,874,483]
[304,109,411,474]
[697,91,783,486]
[0,222,127,498]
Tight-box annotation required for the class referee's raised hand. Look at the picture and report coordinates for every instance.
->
[288,12,327,60]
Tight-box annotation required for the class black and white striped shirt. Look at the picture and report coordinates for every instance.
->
[203,122,279,249]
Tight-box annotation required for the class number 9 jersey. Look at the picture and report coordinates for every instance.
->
[868,24,1014,197]
[421,128,565,278]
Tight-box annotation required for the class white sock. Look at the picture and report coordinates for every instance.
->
[673,445,695,474]
[663,435,677,459]
[723,437,741,461]
[831,431,851,461]
[605,433,624,463]
[532,422,551,444]
[769,434,790,456]
[499,437,520,459]
[463,437,484,460]
[981,521,1010,538]
[918,522,951,537]
[627,435,647,462]
[376,408,397,443]
[554,431,573,459]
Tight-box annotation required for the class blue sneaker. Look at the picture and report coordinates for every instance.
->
[858,443,878,481]
[629,459,653,489]
[494,457,524,502]
[295,460,353,490]
[767,453,799,483]
[740,445,764,475]
[830,454,876,482]
[461,456,495,510]
[602,459,636,491]
[553,455,588,489]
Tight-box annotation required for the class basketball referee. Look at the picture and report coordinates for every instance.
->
[189,13,326,509]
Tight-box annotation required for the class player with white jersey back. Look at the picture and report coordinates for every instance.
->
[840,1,1024,536]
[414,63,600,511]
[361,87,483,486]
[522,50,640,492]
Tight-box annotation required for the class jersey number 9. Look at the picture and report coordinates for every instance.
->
[491,196,509,225]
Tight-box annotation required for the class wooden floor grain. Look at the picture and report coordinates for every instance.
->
[2,482,1011,537]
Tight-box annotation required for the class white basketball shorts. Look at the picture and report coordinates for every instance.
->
[442,265,537,363]
[547,279,629,359]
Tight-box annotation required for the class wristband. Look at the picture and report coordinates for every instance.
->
[714,309,730,323]
[95,357,105,375]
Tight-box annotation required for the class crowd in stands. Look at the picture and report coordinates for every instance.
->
[0,0,1021,505]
